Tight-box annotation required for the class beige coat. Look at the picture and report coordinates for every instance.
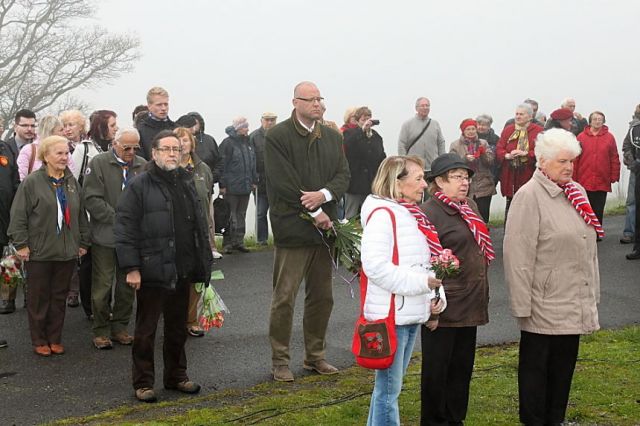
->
[503,169,600,335]
[449,137,496,198]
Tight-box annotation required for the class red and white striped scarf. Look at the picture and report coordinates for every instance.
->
[559,182,605,238]
[538,169,605,238]
[434,191,495,264]
[397,199,443,256]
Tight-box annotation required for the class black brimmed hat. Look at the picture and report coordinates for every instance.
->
[426,153,475,182]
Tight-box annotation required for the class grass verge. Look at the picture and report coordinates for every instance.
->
[50,326,640,425]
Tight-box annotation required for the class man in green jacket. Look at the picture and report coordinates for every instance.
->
[83,128,146,349]
[265,81,350,382]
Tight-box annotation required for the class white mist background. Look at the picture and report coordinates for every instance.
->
[77,0,638,237]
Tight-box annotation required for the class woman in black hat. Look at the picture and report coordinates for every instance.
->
[419,153,495,426]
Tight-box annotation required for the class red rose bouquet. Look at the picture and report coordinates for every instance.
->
[195,280,229,331]
[430,248,460,303]
[0,245,24,288]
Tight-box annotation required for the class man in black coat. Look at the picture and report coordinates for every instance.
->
[114,130,213,402]
[0,140,20,314]
[4,109,36,162]
[136,87,175,160]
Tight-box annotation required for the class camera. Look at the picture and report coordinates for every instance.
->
[370,119,380,126]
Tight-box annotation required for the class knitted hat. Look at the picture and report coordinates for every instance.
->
[232,116,249,131]
[460,118,478,131]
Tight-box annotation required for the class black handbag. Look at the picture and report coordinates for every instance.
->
[212,195,231,235]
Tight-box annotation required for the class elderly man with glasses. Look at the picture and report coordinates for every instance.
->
[83,128,147,350]
[115,130,213,402]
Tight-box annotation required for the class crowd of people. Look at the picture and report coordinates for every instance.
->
[0,81,638,424]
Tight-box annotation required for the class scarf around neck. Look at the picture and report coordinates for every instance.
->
[434,191,495,264]
[50,175,71,233]
[539,169,605,238]
[397,199,443,257]
[507,124,530,167]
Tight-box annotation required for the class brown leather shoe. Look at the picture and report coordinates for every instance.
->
[93,336,113,350]
[303,360,339,375]
[272,365,294,382]
[135,387,157,403]
[165,380,201,394]
[111,331,134,345]
[49,344,65,355]
[34,345,51,357]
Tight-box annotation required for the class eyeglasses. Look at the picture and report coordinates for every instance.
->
[17,123,37,128]
[449,174,471,182]
[121,145,140,152]
[154,146,182,153]
[295,97,324,103]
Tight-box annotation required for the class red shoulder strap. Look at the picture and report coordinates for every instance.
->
[360,206,398,318]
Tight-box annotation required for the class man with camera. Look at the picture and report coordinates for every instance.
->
[343,106,386,219]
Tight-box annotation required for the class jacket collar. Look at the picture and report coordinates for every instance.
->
[429,195,460,216]
[291,109,322,141]
[532,168,563,198]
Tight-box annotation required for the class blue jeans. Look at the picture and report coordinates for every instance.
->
[255,191,269,243]
[624,173,636,237]
[367,324,419,426]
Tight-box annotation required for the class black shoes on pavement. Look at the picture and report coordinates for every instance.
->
[0,300,15,314]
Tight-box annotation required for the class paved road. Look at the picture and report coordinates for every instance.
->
[0,216,638,425]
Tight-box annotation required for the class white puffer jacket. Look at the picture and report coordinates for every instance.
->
[360,196,446,325]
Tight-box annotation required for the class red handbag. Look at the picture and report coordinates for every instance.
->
[352,206,398,369]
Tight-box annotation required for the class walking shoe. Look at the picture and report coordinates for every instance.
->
[49,344,65,355]
[93,336,113,350]
[620,235,633,244]
[66,294,79,307]
[165,380,201,394]
[34,345,51,357]
[0,339,7,348]
[111,331,134,345]
[135,387,157,403]
[626,250,640,260]
[0,299,16,314]
[303,360,339,375]
[272,365,294,382]
[187,326,205,337]
[212,250,223,259]
[235,245,250,253]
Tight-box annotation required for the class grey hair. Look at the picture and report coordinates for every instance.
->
[38,115,63,139]
[415,97,430,108]
[536,111,547,121]
[534,128,582,162]
[475,114,493,125]
[114,127,140,143]
[516,103,534,117]
[561,97,575,108]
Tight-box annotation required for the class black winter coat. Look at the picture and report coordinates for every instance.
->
[219,135,257,195]
[343,127,386,194]
[136,114,176,160]
[114,164,213,289]
[0,142,19,245]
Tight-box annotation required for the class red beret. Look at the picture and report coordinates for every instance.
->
[550,108,573,121]
[459,119,477,131]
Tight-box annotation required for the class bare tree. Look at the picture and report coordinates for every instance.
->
[0,0,140,124]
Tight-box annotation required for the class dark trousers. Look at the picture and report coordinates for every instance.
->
[223,194,250,249]
[473,195,492,223]
[25,260,76,346]
[504,196,513,224]
[518,331,580,425]
[586,190,607,226]
[132,280,190,390]
[421,326,477,426]
[634,170,640,250]
[78,249,93,317]
[255,191,270,244]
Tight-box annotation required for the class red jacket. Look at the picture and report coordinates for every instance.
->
[496,123,543,197]
[574,125,620,192]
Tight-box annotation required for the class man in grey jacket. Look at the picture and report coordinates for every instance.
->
[397,97,445,172]
[83,128,146,349]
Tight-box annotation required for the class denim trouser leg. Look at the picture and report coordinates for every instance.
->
[624,173,636,237]
[367,324,419,426]
[256,192,269,243]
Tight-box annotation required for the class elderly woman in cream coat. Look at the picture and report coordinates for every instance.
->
[504,128,600,426]
[360,155,445,426]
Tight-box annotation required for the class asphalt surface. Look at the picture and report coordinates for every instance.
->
[0,215,638,425]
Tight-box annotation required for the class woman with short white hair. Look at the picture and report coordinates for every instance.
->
[504,128,600,425]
